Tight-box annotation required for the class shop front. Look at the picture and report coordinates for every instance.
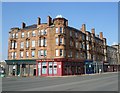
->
[5,59,36,77]
[84,60,94,74]
[36,58,84,76]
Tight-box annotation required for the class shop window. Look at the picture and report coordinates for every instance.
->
[42,62,47,74]
[49,62,53,74]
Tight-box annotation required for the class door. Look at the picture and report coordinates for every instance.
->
[38,63,41,76]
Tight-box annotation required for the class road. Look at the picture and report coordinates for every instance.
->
[2,72,118,91]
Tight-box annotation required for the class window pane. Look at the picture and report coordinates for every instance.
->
[56,38,59,45]
[56,28,58,33]
[21,42,24,48]
[21,32,24,38]
[60,27,63,33]
[32,41,35,47]
[32,31,36,36]
[41,39,44,46]
[32,51,35,57]
[56,50,59,56]
[15,42,17,48]
[16,33,18,38]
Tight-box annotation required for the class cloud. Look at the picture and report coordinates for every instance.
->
[112,42,118,45]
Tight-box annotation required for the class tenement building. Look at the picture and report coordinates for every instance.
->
[106,46,118,72]
[6,15,107,76]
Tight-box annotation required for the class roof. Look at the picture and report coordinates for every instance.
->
[22,24,37,30]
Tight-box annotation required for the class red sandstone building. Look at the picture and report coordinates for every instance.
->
[6,15,107,76]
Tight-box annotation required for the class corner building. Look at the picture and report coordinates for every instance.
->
[6,16,107,76]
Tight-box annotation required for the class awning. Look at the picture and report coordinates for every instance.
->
[5,59,36,65]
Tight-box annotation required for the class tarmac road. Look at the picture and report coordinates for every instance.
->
[2,72,118,91]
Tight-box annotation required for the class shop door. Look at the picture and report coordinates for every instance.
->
[38,63,41,76]
[49,62,53,75]
[53,62,57,75]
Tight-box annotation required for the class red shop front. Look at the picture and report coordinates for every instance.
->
[36,58,84,76]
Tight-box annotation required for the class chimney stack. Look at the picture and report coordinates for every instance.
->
[37,17,41,25]
[99,32,103,39]
[47,16,52,26]
[66,20,68,26]
[81,24,86,32]
[22,22,26,29]
[91,28,95,34]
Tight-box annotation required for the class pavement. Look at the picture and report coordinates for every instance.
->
[2,72,119,91]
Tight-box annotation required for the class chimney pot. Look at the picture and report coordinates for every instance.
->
[22,22,26,29]
[47,16,52,26]
[91,28,95,34]
[37,17,41,25]
[81,24,86,32]
[100,32,103,39]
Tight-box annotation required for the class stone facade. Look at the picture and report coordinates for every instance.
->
[6,15,108,76]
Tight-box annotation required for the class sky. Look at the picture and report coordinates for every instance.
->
[2,2,118,60]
